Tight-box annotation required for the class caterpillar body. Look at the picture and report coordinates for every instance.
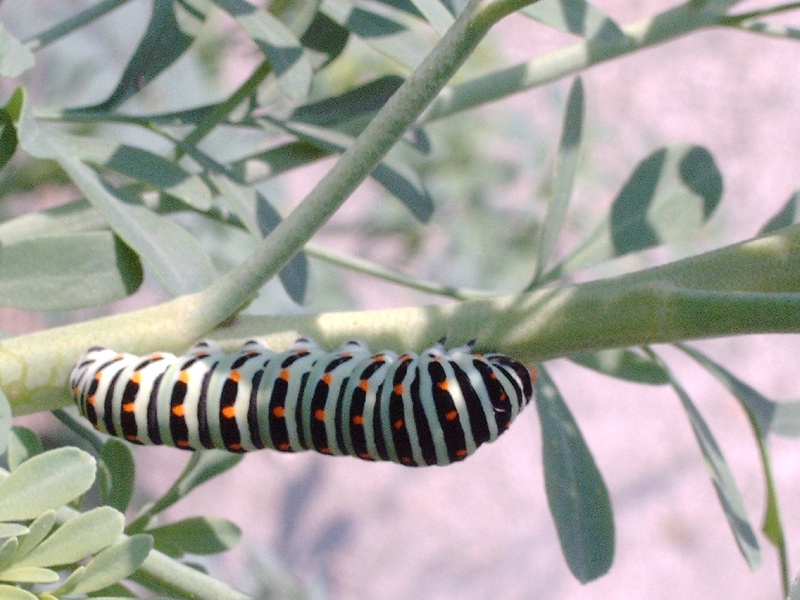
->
[69,337,536,467]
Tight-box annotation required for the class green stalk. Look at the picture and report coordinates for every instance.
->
[179,0,536,337]
[421,2,722,123]
[4,224,800,416]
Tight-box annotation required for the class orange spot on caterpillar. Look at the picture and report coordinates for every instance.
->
[87,395,96,405]
[131,371,142,384]
[125,434,140,443]
[352,415,364,426]
[393,419,404,430]
[172,404,185,417]
[228,442,243,451]
[400,456,413,464]
[176,439,191,448]
[122,402,135,413]
[359,379,369,391]
[359,452,374,460]
[229,370,241,383]
[278,442,291,451]
[437,380,449,391]
[319,447,332,454]
[322,373,332,385]
[445,410,458,421]
[393,383,404,395]
[279,369,290,382]
[529,365,540,383]
[222,406,236,419]
[455,449,468,458]
[178,371,189,384]
[273,406,285,418]
[315,409,326,421]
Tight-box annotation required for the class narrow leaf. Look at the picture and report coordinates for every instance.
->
[273,120,433,221]
[322,0,432,69]
[0,23,34,77]
[6,428,43,472]
[535,366,614,582]
[54,535,153,596]
[0,232,142,310]
[657,353,761,568]
[299,12,350,69]
[148,516,241,556]
[522,0,625,42]
[534,77,584,281]
[759,191,800,235]
[82,0,209,111]
[557,144,722,275]
[98,439,136,513]
[15,507,124,568]
[405,0,454,36]
[53,133,213,210]
[13,512,56,563]
[0,584,36,600]
[0,524,27,539]
[0,565,58,583]
[55,158,217,296]
[0,388,11,457]
[570,348,669,384]
[212,0,312,100]
[0,448,96,521]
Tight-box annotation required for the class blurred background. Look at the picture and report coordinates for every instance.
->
[3,0,800,598]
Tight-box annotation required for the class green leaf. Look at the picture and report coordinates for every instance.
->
[271,120,433,221]
[658,353,761,569]
[148,517,241,557]
[290,76,404,129]
[0,23,34,77]
[0,538,18,572]
[0,88,23,172]
[98,440,136,513]
[210,175,308,303]
[17,100,217,296]
[0,584,36,600]
[522,0,625,42]
[534,366,614,582]
[52,535,153,596]
[53,133,213,211]
[13,511,56,563]
[0,565,58,583]
[0,388,11,457]
[55,158,216,296]
[212,0,313,100]
[0,448,96,521]
[322,0,433,69]
[83,0,209,111]
[15,507,124,568]
[0,200,103,244]
[6,428,43,472]
[789,571,800,600]
[299,12,350,69]
[759,191,800,235]
[677,343,800,437]
[0,232,142,310]
[570,348,669,384]
[533,77,584,281]
[232,140,330,183]
[0,524,28,539]
[405,0,454,35]
[557,144,722,275]
[127,452,242,533]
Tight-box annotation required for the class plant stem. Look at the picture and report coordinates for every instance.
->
[180,0,531,336]
[421,2,722,123]
[24,0,133,51]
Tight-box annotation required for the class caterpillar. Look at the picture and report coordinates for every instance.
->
[69,337,536,467]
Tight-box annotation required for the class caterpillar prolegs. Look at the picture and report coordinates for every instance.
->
[69,337,536,467]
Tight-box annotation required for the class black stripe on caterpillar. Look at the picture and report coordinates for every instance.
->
[69,337,537,467]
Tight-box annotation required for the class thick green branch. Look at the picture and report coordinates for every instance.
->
[3,225,800,416]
